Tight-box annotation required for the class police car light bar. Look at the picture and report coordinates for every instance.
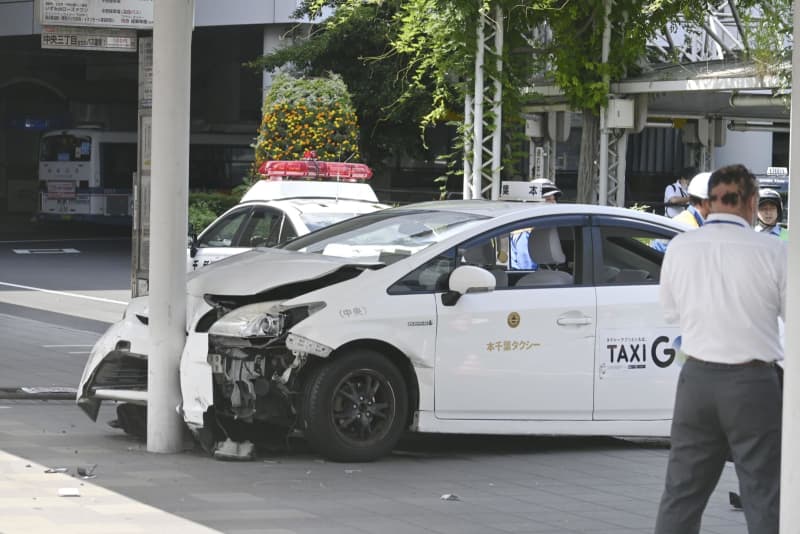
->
[258,160,373,182]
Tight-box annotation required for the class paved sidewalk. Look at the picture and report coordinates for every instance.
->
[0,448,220,534]
[0,400,748,534]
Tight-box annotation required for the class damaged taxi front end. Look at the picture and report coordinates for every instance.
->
[177,249,379,450]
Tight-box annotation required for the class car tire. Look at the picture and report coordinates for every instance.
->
[303,349,408,462]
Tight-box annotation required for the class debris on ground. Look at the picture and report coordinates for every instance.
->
[440,493,460,501]
[212,439,255,461]
[44,467,68,474]
[77,464,97,479]
[57,488,81,497]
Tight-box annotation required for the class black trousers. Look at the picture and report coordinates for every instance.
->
[654,358,782,534]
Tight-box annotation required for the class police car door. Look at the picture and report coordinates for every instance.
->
[189,206,253,271]
[434,216,596,420]
[591,217,681,420]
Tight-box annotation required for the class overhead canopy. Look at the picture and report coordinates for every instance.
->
[524,59,790,123]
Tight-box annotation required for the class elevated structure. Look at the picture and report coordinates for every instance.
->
[465,2,787,205]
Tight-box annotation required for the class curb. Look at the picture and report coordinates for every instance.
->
[0,387,77,401]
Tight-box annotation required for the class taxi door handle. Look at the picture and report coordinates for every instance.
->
[556,316,593,326]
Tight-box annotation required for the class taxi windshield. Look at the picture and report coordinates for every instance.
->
[282,209,487,263]
[300,212,366,232]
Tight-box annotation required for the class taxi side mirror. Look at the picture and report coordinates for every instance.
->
[442,265,496,306]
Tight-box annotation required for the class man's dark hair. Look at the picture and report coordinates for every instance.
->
[708,164,757,207]
[680,166,698,180]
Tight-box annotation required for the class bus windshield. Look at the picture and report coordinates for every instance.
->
[40,134,92,162]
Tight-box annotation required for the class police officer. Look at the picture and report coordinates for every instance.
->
[509,179,562,269]
[755,188,788,240]
[672,172,711,228]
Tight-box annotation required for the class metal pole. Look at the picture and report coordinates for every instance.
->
[463,92,473,199]
[780,2,800,529]
[598,0,612,205]
[147,0,194,453]
[490,5,503,200]
[472,10,485,200]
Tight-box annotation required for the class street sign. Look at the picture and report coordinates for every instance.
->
[138,36,153,109]
[39,0,153,29]
[41,25,137,52]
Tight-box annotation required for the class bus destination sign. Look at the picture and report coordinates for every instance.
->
[39,0,153,29]
[41,26,137,52]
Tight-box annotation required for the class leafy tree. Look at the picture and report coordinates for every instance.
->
[255,73,360,165]
[264,1,792,202]
[249,2,436,172]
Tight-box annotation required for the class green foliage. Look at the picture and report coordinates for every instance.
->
[188,192,239,234]
[739,0,793,92]
[255,73,360,164]
[249,5,433,167]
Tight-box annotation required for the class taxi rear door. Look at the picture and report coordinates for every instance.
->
[591,216,681,421]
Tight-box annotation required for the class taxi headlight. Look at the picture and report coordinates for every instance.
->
[208,302,284,339]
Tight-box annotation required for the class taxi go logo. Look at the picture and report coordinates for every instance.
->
[507,312,521,328]
[606,335,675,369]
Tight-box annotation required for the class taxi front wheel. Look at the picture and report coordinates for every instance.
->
[302,349,408,462]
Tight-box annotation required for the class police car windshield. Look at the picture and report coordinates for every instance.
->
[282,209,487,262]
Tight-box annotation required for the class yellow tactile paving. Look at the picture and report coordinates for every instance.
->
[0,450,222,534]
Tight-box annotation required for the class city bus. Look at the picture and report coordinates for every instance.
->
[38,128,254,223]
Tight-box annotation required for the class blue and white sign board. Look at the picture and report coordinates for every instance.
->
[38,0,153,29]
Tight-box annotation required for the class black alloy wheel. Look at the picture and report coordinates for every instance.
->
[303,349,408,462]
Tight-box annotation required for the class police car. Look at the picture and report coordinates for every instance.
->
[79,198,687,462]
[187,159,387,271]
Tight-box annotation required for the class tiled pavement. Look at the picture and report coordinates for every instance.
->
[0,289,749,533]
[0,400,749,534]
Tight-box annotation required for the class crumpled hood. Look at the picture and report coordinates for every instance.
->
[186,248,368,297]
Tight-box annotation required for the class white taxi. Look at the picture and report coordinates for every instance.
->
[79,200,688,462]
[187,159,387,271]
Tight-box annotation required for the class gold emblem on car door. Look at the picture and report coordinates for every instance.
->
[507,312,520,328]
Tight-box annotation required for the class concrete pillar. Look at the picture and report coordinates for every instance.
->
[780,2,800,529]
[147,0,194,454]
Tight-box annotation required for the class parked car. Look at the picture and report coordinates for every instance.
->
[188,160,387,271]
[79,200,687,461]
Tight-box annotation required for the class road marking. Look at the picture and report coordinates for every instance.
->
[43,344,93,348]
[68,351,91,355]
[0,281,127,305]
[13,248,80,254]
[0,237,125,244]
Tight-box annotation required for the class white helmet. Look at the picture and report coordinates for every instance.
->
[687,172,711,200]
[529,178,562,202]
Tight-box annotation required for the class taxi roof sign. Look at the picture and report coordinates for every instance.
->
[499,181,544,202]
[766,166,788,176]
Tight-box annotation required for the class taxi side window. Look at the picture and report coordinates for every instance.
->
[388,252,455,294]
[596,225,675,284]
[198,209,250,248]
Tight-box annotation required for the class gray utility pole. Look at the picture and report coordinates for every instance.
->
[781,1,800,529]
[147,0,195,453]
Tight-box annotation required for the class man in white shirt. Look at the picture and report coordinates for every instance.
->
[663,167,695,218]
[654,164,785,534]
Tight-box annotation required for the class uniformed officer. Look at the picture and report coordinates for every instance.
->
[755,188,788,240]
[672,172,711,228]
[509,179,561,269]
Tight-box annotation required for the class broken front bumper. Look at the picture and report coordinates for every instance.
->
[76,300,150,421]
